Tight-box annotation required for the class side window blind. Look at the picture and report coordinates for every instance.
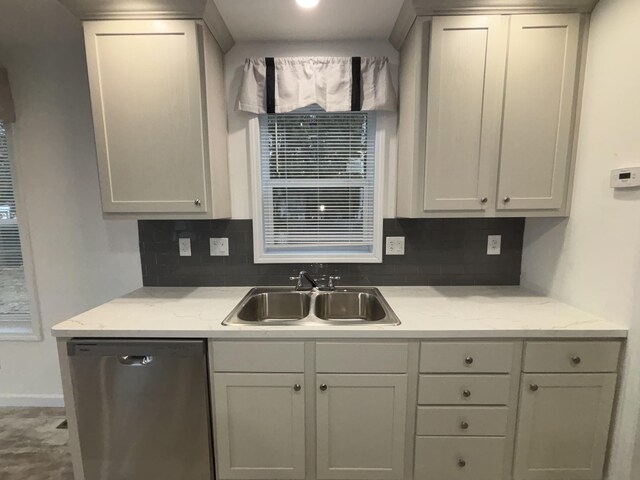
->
[0,122,31,333]
[259,107,376,256]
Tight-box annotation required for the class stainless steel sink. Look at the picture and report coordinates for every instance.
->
[223,287,400,326]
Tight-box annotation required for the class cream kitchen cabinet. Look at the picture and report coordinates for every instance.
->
[212,373,306,480]
[316,374,408,480]
[513,341,621,480]
[83,20,230,217]
[397,13,585,218]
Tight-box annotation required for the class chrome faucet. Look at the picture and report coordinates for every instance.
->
[289,271,341,291]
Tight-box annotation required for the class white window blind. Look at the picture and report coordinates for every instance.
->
[0,122,32,335]
[257,107,379,261]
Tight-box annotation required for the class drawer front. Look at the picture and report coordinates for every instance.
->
[415,436,505,480]
[420,342,515,373]
[211,341,304,372]
[416,406,508,436]
[316,342,409,373]
[523,341,621,373]
[418,375,511,405]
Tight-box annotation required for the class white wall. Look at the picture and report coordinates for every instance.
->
[224,41,399,219]
[0,0,142,406]
[521,0,640,477]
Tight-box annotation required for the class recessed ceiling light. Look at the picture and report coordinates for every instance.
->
[296,0,320,9]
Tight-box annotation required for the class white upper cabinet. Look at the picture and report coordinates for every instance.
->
[397,13,584,218]
[84,20,230,217]
[424,16,507,211]
[497,14,580,211]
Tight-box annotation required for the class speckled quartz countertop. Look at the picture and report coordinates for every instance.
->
[51,286,627,339]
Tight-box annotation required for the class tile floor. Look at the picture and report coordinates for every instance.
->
[0,408,73,480]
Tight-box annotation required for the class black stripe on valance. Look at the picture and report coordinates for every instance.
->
[351,57,362,112]
[266,57,275,114]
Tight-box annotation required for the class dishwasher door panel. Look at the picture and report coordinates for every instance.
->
[68,339,213,480]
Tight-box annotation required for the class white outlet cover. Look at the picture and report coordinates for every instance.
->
[386,236,405,255]
[178,238,191,257]
[487,235,502,255]
[210,237,229,256]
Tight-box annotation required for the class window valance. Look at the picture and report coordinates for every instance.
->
[0,68,15,124]
[236,56,396,114]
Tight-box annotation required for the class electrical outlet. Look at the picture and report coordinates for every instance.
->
[386,236,405,255]
[210,237,229,256]
[178,238,191,257]
[487,235,501,255]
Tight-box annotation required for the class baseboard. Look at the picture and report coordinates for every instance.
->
[0,394,64,407]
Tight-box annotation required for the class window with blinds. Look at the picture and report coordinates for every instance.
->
[0,122,32,336]
[256,107,381,262]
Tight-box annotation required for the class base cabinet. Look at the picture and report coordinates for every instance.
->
[213,373,306,479]
[316,374,407,480]
[513,373,617,480]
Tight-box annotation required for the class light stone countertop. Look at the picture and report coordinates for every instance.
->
[51,286,628,339]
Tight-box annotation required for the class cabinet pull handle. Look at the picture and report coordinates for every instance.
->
[460,421,469,430]
[194,199,202,206]
[503,196,511,203]
[319,383,328,391]
[464,356,474,365]
[293,384,302,392]
[457,459,466,468]
[462,389,471,398]
[530,384,539,392]
[571,356,582,365]
[480,197,488,204]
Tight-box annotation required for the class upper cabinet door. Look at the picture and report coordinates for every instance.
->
[84,20,208,214]
[497,14,580,211]
[424,16,507,211]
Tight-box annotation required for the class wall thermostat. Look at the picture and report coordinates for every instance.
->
[610,167,640,188]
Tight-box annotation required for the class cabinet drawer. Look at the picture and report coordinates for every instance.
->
[420,342,516,373]
[415,436,505,480]
[523,341,621,373]
[418,375,511,405]
[211,341,304,372]
[316,342,409,373]
[416,406,508,436]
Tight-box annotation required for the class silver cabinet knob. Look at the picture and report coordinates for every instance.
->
[293,384,301,392]
[458,459,466,468]
[319,384,328,391]
[460,421,469,430]
[480,197,488,204]
[462,389,471,398]
[530,384,539,392]
[194,199,202,206]
[571,356,582,365]
[464,356,474,365]
[503,196,511,203]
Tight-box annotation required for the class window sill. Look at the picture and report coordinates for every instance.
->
[254,252,383,264]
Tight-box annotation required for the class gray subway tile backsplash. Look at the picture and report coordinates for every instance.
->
[138,218,525,287]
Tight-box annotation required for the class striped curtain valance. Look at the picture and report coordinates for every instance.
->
[0,68,15,124]
[236,56,396,114]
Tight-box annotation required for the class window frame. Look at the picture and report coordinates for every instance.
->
[0,122,42,341]
[249,110,384,264]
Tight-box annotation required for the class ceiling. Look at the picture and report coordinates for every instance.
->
[213,0,404,42]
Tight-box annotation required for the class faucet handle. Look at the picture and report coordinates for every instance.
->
[289,276,299,281]
[328,276,341,289]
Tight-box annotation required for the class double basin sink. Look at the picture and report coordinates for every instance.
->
[223,287,400,326]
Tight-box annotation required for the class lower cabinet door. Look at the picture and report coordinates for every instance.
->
[513,373,617,480]
[316,374,408,480]
[414,436,506,480]
[213,373,306,479]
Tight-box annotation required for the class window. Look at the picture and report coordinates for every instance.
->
[0,122,38,339]
[253,107,382,263]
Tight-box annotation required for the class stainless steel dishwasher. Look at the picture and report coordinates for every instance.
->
[67,339,213,480]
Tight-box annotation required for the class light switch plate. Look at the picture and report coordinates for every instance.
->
[487,235,501,255]
[386,236,405,255]
[178,238,191,257]
[210,237,229,256]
